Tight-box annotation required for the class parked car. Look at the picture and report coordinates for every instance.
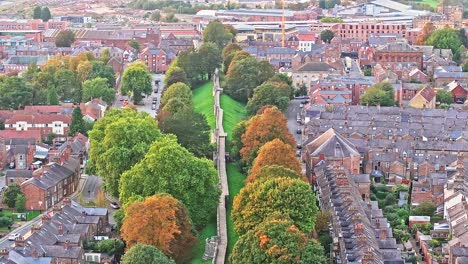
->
[296,144,302,149]
[151,104,157,110]
[296,150,301,157]
[152,98,157,103]
[110,202,120,209]
[296,128,302,134]
[154,88,159,93]
[299,103,304,108]
[8,233,20,241]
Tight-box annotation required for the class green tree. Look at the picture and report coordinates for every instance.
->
[128,39,141,52]
[101,48,111,64]
[150,11,161,21]
[360,82,395,106]
[320,29,334,43]
[69,107,85,137]
[77,60,93,83]
[95,239,124,255]
[159,109,213,157]
[121,62,152,104]
[160,82,192,107]
[231,119,249,160]
[436,89,454,105]
[0,216,12,227]
[33,6,42,19]
[41,6,51,21]
[248,165,304,184]
[246,82,290,115]
[31,71,54,104]
[55,30,75,47]
[54,69,79,101]
[198,42,221,79]
[426,29,463,61]
[0,76,32,110]
[225,57,275,102]
[176,49,203,86]
[2,184,22,208]
[320,17,343,23]
[88,109,162,197]
[232,177,319,235]
[121,244,175,264]
[411,200,436,217]
[47,87,59,105]
[90,61,115,86]
[164,64,188,88]
[119,136,220,227]
[82,77,116,104]
[14,194,26,212]
[222,43,242,73]
[202,21,233,48]
[230,218,327,264]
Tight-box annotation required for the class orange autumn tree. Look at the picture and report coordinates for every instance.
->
[248,139,302,182]
[415,22,435,45]
[240,106,295,164]
[121,194,197,263]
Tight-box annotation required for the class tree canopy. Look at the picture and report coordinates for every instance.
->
[121,62,152,104]
[2,184,22,208]
[55,30,75,47]
[240,107,295,164]
[69,107,85,137]
[119,136,219,227]
[0,76,32,110]
[360,82,395,106]
[121,194,196,263]
[232,177,319,235]
[160,82,192,107]
[415,22,435,45]
[248,165,305,184]
[164,64,188,88]
[82,77,116,104]
[33,6,42,19]
[202,21,233,48]
[230,218,327,264]
[436,89,454,105]
[426,29,463,61]
[122,244,175,264]
[320,29,334,44]
[221,43,242,73]
[246,82,290,115]
[40,7,51,21]
[88,109,162,197]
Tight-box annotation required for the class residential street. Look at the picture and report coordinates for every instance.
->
[287,99,303,145]
[79,175,102,202]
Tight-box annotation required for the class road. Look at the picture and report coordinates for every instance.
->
[79,175,102,202]
[287,99,303,145]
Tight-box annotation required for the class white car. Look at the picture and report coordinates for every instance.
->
[110,202,120,209]
[8,233,20,241]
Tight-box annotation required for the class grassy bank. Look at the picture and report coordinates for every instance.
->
[191,82,247,261]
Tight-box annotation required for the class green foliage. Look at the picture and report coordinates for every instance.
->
[360,82,395,106]
[222,43,242,73]
[128,39,141,52]
[47,87,59,105]
[426,29,463,62]
[319,0,341,8]
[0,216,12,227]
[198,42,222,79]
[232,177,319,235]
[3,184,22,208]
[202,21,233,48]
[160,82,192,106]
[393,228,410,243]
[119,136,220,228]
[113,209,124,233]
[411,201,436,217]
[90,61,115,86]
[320,29,335,43]
[225,57,275,102]
[121,62,152,104]
[33,6,42,19]
[320,17,343,23]
[246,82,290,115]
[14,194,26,212]
[175,49,204,86]
[121,244,175,264]
[384,193,397,206]
[101,48,111,64]
[82,77,116,104]
[411,223,433,235]
[0,76,32,109]
[363,68,372,76]
[54,69,79,101]
[230,218,327,264]
[40,7,51,21]
[88,109,162,197]
[150,10,161,21]
[253,165,303,183]
[95,239,125,255]
[164,65,188,88]
[436,89,454,105]
[69,107,85,137]
[55,30,75,47]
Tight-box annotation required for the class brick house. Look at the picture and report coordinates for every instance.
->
[292,62,338,88]
[21,157,80,211]
[373,41,424,70]
[140,47,175,73]
[408,86,436,109]
[408,68,428,83]
[445,80,467,103]
[5,170,32,186]
[4,112,71,137]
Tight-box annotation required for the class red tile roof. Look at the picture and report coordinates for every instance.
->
[24,105,65,113]
[0,130,42,141]
[417,87,436,102]
[5,112,71,124]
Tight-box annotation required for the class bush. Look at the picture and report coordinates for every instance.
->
[0,216,12,227]
[96,239,125,255]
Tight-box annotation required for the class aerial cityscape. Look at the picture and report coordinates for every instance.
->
[0,0,464,263]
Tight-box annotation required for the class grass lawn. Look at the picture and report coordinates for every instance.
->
[421,0,438,8]
[192,82,247,260]
[193,82,215,129]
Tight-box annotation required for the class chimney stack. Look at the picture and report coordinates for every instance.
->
[31,224,41,233]
[41,214,51,224]
[58,224,64,235]
[14,236,25,248]
[64,240,71,250]
[375,218,380,229]
[362,248,374,264]
[380,229,387,240]
[63,198,71,206]
[0,248,9,257]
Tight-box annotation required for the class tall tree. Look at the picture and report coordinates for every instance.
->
[176,49,203,86]
[198,42,221,79]
[240,106,295,164]
[82,77,116,104]
[69,107,85,137]
[40,6,51,21]
[88,109,162,197]
[128,39,141,52]
[121,194,197,263]
[159,109,212,157]
[160,82,192,107]
[119,136,219,227]
[2,184,22,208]
[90,61,115,86]
[150,11,161,21]
[14,194,26,213]
[232,177,319,235]
[320,29,334,44]
[436,89,454,105]
[360,82,395,106]
[415,22,435,45]
[202,21,233,48]
[121,62,152,104]
[101,48,111,64]
[426,29,463,61]
[33,6,42,19]
[164,64,188,88]
[246,82,290,115]
[0,76,32,110]
[76,60,93,82]
[47,87,59,105]
[55,30,75,47]
[31,71,54,105]
[222,43,242,73]
[121,244,175,264]
[248,165,304,184]
[231,119,249,160]
[230,218,327,264]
